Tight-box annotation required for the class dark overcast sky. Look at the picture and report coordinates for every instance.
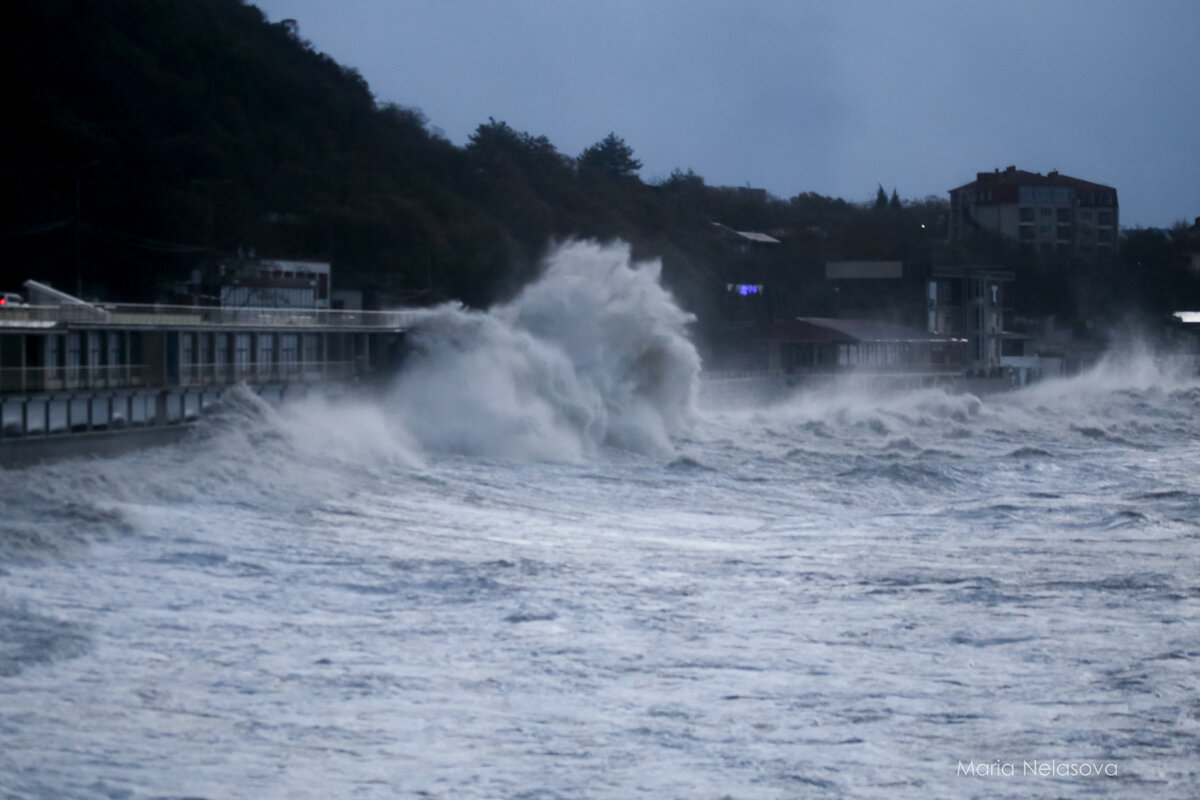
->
[253,0,1199,228]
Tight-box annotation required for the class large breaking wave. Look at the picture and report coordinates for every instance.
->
[390,240,700,460]
[0,241,701,560]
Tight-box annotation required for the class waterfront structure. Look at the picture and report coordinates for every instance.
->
[948,166,1118,261]
[1187,216,1200,275]
[0,280,412,462]
[220,259,332,309]
[710,222,782,251]
[926,264,1014,376]
[764,317,965,385]
[825,260,1015,376]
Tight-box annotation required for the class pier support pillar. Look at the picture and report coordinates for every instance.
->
[155,390,169,427]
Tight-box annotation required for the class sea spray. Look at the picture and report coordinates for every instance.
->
[389,307,601,460]
[0,384,419,562]
[1014,338,1197,406]
[273,393,424,470]
[390,240,701,459]
[508,240,699,452]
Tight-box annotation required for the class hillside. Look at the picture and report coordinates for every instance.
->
[6,0,1181,356]
[0,1,730,308]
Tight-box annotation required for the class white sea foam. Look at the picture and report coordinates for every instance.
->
[2,322,1199,799]
[389,240,700,459]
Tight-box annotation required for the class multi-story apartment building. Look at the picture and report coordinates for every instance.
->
[949,166,1118,261]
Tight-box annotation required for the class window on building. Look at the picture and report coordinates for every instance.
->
[938,281,955,305]
[281,334,299,377]
[46,334,61,380]
[88,332,103,372]
[1019,207,1034,222]
[1039,207,1052,217]
[1057,208,1072,222]
[66,332,82,384]
[1020,226,1035,240]
[216,333,229,380]
[181,333,195,382]
[107,332,124,384]
[107,332,122,368]
[129,334,142,383]
[235,333,252,377]
[201,333,214,377]
[257,334,274,376]
[1098,211,1114,226]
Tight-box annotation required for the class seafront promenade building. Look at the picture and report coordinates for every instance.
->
[0,279,411,462]
[824,261,1016,377]
[765,317,965,385]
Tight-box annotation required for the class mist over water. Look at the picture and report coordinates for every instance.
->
[2,243,1199,799]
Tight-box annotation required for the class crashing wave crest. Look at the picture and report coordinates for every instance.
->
[390,240,700,459]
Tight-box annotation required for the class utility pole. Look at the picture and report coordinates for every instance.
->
[74,166,82,297]
[66,160,99,298]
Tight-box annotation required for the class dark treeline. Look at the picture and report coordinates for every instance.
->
[2,0,1196,346]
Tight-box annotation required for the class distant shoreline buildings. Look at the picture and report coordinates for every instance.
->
[713,166,1143,387]
[949,165,1119,262]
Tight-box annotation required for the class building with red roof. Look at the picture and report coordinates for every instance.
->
[949,166,1118,262]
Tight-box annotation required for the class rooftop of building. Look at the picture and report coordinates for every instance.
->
[711,222,781,245]
[766,317,963,344]
[0,280,413,332]
[950,165,1116,194]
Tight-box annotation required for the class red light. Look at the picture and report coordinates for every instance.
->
[0,297,6,306]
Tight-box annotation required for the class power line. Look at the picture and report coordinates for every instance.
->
[0,219,71,237]
[83,221,212,254]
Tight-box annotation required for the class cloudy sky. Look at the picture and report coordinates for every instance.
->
[253,0,1199,229]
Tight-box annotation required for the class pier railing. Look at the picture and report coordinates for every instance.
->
[0,303,420,329]
[0,360,362,393]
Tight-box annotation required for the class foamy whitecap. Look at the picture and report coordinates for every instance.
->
[389,240,701,459]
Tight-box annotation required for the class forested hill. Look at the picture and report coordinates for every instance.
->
[3,0,1067,338]
[2,0,485,304]
[1,0,733,310]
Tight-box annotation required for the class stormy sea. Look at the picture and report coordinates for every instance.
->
[1,242,1198,799]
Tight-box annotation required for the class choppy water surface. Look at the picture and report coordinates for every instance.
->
[2,244,1199,799]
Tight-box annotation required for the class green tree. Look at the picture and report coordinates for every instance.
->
[578,133,642,179]
[874,185,888,209]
